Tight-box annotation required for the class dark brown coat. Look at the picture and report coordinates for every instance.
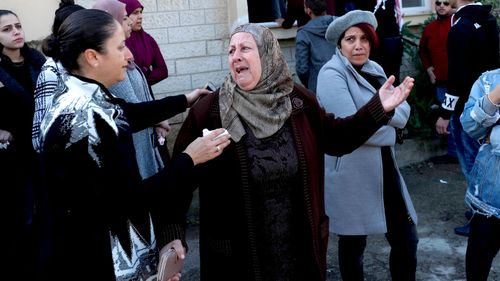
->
[173,84,391,280]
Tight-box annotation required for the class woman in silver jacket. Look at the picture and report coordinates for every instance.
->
[316,10,418,281]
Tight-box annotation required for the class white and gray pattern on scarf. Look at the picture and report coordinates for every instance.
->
[32,58,68,152]
[219,23,294,142]
[40,74,123,166]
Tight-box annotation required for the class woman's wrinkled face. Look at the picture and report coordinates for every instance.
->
[228,32,262,91]
[340,26,371,67]
[96,22,133,87]
[129,7,143,32]
[0,13,24,51]
[121,8,132,38]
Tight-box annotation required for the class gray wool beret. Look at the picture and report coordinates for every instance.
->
[325,10,378,46]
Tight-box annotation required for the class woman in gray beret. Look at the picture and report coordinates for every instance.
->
[316,10,418,281]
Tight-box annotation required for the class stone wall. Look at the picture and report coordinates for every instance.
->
[77,0,231,98]
[76,0,424,152]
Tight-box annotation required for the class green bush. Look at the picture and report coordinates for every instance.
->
[481,0,500,26]
[401,21,436,139]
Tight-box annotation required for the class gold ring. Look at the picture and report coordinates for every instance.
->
[216,145,220,152]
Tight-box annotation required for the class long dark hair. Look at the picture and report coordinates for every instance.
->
[52,0,85,35]
[44,9,117,71]
[41,1,85,56]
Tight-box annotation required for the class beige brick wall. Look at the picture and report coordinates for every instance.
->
[76,0,235,99]
[76,0,300,101]
[7,0,431,101]
[7,0,435,156]
[2,0,59,41]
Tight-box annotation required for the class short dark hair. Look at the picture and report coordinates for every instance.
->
[0,9,17,19]
[51,2,85,35]
[42,1,84,56]
[44,9,118,71]
[305,0,327,16]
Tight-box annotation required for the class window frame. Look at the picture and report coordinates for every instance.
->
[229,0,434,36]
[229,0,299,39]
[401,0,433,16]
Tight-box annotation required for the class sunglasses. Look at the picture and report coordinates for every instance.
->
[435,1,450,6]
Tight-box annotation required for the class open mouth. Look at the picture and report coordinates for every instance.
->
[235,66,248,74]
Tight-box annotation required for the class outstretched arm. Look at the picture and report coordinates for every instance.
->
[321,75,414,155]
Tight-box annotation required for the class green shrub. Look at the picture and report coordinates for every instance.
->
[400,2,499,139]
[401,21,436,139]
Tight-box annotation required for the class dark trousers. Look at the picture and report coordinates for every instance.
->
[466,214,500,281]
[338,148,418,281]
[338,219,418,281]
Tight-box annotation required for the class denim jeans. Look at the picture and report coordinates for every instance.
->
[271,0,286,19]
[437,86,457,157]
[466,214,500,281]
[450,115,480,183]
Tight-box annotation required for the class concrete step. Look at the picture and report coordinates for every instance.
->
[395,137,446,168]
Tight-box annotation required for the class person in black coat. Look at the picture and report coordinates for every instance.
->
[0,10,45,278]
[0,9,46,279]
[36,9,230,280]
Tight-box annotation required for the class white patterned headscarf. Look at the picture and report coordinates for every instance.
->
[219,23,294,143]
[40,74,123,166]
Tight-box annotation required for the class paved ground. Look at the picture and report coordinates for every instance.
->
[180,160,500,280]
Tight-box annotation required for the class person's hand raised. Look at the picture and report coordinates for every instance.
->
[183,128,231,165]
[185,88,212,107]
[378,75,414,113]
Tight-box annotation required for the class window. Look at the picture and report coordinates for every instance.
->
[229,0,300,39]
[229,0,433,36]
[403,0,425,7]
[247,0,275,23]
[402,0,432,15]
